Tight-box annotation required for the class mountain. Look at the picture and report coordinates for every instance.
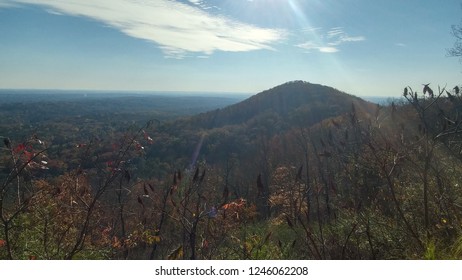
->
[184,80,376,129]
[152,81,378,170]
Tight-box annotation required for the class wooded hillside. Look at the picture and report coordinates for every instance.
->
[1,82,462,260]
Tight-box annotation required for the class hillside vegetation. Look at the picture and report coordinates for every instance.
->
[1,81,462,260]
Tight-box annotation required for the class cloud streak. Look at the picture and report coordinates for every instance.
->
[297,27,365,53]
[296,42,339,53]
[0,0,15,7]
[1,0,285,58]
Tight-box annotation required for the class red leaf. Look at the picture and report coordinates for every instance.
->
[14,144,25,153]
[24,151,33,161]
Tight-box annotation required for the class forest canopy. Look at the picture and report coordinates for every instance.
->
[1,81,462,260]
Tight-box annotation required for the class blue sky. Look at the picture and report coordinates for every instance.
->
[0,0,461,96]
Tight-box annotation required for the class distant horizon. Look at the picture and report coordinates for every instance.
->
[0,76,456,99]
[0,85,398,106]
[0,87,253,96]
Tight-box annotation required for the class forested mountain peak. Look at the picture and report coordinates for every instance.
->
[187,80,375,129]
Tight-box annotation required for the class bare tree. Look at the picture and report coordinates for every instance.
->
[448,19,462,59]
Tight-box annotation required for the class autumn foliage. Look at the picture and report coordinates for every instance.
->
[2,82,462,259]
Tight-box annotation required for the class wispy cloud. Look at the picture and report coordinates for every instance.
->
[328,27,365,46]
[186,0,214,10]
[1,0,285,58]
[297,27,365,53]
[0,0,16,7]
[327,27,345,38]
[45,9,63,16]
[296,41,339,53]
